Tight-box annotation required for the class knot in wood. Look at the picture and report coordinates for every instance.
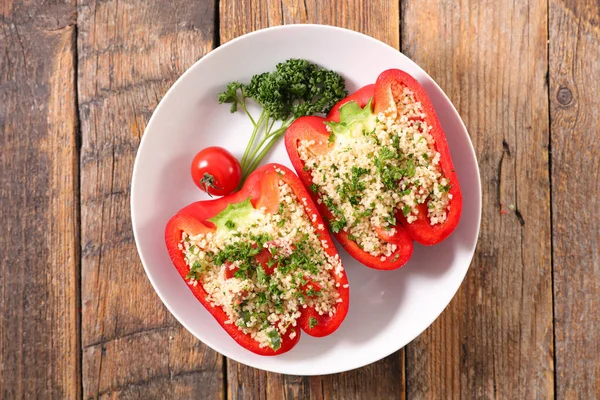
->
[557,87,573,105]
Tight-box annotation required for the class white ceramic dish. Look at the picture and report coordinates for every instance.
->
[131,24,481,375]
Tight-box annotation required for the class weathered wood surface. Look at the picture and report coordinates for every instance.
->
[220,1,405,399]
[0,0,80,398]
[550,0,600,398]
[219,0,400,49]
[77,0,223,398]
[1,0,599,398]
[402,0,554,398]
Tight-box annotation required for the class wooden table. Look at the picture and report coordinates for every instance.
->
[1,0,599,398]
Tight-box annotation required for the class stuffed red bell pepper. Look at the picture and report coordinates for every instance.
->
[165,164,349,355]
[285,69,462,270]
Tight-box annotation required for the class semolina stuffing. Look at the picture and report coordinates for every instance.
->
[178,180,343,351]
[298,85,452,258]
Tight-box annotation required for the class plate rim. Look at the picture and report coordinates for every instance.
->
[131,23,482,375]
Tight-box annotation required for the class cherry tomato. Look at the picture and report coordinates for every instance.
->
[191,147,241,196]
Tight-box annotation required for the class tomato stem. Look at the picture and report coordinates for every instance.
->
[199,172,222,198]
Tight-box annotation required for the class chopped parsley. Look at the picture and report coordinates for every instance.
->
[384,214,396,226]
[225,220,236,229]
[323,196,336,209]
[337,166,369,206]
[439,183,451,193]
[213,233,271,278]
[256,291,268,305]
[185,260,204,280]
[268,329,281,350]
[256,265,268,284]
[330,215,347,233]
[353,208,372,219]
[309,317,318,329]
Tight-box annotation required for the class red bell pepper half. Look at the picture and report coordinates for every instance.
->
[165,163,349,355]
[285,115,414,271]
[373,70,462,245]
[284,69,462,270]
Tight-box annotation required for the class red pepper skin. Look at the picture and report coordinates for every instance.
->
[374,69,462,245]
[326,84,375,122]
[165,164,349,355]
[285,69,463,268]
[285,117,414,271]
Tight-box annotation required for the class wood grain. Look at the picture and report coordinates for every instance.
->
[1,0,597,396]
[77,0,223,398]
[219,1,405,399]
[402,0,554,398]
[220,0,399,49]
[0,0,80,398]
[550,0,600,397]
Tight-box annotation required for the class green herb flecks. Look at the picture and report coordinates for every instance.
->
[256,265,268,284]
[402,205,411,217]
[225,220,236,229]
[268,329,282,350]
[185,260,204,281]
[213,232,272,279]
[337,166,369,206]
[330,215,347,233]
[328,132,336,144]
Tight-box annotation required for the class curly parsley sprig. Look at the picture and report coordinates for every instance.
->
[218,59,347,183]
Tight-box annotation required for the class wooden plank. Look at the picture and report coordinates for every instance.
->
[220,0,399,49]
[402,0,554,398]
[219,1,405,399]
[550,0,600,397]
[77,0,224,398]
[227,357,405,400]
[0,1,79,398]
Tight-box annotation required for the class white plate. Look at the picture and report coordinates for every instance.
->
[131,24,481,375]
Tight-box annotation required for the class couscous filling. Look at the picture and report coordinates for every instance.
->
[298,85,452,258]
[179,180,343,350]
